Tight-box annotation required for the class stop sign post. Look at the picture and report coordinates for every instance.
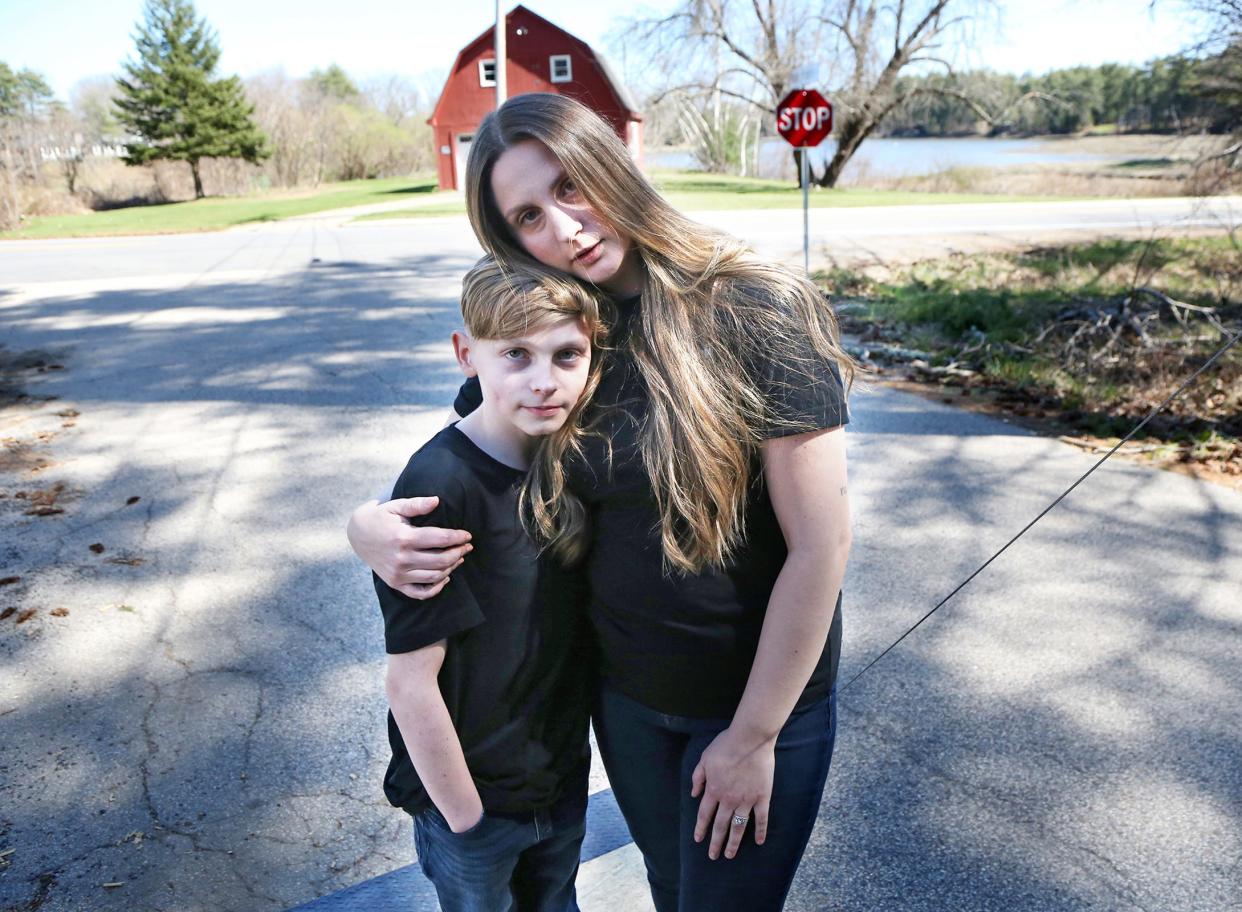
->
[776,89,833,273]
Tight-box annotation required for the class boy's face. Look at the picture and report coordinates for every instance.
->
[454,315,592,438]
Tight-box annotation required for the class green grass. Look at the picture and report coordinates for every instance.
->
[1,176,439,239]
[649,170,1066,209]
[357,169,1070,223]
[0,165,1107,239]
[828,236,1241,447]
[1114,157,1179,169]
[834,236,1238,343]
[354,201,468,221]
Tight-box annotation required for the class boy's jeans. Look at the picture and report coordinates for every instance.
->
[412,784,586,912]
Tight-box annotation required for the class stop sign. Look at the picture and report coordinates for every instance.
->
[776,89,833,147]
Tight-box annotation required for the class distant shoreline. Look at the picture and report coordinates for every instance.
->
[646,133,1228,186]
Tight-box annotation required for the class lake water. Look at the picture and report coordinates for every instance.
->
[645,136,1119,181]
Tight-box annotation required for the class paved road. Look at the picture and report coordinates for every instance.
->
[3,195,1239,287]
[1,203,1240,911]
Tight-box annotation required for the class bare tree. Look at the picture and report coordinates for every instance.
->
[362,74,424,126]
[0,63,56,229]
[619,0,998,186]
[247,67,438,188]
[46,105,85,195]
[817,0,1001,185]
[246,70,320,186]
[70,76,123,150]
[1179,0,1242,169]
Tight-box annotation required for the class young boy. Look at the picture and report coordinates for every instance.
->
[373,257,602,912]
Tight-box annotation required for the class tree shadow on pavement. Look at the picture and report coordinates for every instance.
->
[0,253,483,911]
[2,254,1240,912]
[791,405,1242,911]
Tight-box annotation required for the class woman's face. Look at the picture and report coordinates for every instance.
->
[489,139,644,297]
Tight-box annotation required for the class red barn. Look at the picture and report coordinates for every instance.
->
[429,4,643,191]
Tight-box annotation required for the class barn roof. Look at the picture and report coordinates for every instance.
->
[429,4,642,125]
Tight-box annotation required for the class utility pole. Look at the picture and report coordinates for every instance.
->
[495,0,507,107]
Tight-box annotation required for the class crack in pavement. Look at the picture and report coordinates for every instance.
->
[840,700,1171,911]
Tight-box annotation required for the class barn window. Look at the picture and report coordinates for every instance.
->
[478,59,497,87]
[549,55,572,83]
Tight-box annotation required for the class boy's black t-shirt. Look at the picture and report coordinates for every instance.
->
[455,292,849,719]
[374,425,592,815]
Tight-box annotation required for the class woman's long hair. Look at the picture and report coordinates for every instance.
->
[466,94,858,573]
[459,256,608,564]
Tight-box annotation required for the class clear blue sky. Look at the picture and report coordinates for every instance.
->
[0,0,1207,102]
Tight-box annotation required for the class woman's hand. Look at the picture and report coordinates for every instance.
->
[346,498,473,599]
[687,427,850,860]
[690,725,777,860]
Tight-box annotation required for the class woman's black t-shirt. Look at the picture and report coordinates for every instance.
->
[455,293,849,719]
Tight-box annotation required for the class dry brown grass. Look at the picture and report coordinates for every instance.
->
[874,166,1188,197]
[22,157,268,217]
[832,236,1242,484]
[843,133,1240,198]
[857,161,1241,198]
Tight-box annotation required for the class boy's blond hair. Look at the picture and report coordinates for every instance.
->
[459,256,607,564]
[461,256,602,341]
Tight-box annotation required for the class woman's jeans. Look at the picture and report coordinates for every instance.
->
[412,783,586,912]
[593,684,837,912]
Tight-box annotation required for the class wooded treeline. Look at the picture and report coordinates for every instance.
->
[3,0,1239,230]
[884,57,1238,136]
[0,60,438,230]
[621,0,1240,186]
[0,0,438,229]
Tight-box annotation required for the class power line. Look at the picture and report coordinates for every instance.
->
[840,325,1242,694]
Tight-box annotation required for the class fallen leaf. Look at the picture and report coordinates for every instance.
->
[106,557,145,566]
[0,577,19,586]
[125,496,140,506]
[25,506,64,516]
[116,604,135,613]
[16,609,37,624]
[61,422,76,428]
[89,543,105,554]
[0,608,15,620]
[51,607,68,617]
[55,409,80,418]
[19,484,67,511]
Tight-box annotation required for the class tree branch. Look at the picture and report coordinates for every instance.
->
[653,82,776,114]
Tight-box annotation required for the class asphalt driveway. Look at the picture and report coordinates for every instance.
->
[1,206,1239,911]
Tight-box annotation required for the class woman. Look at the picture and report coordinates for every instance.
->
[349,93,855,911]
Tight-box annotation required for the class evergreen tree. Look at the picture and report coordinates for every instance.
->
[308,64,361,102]
[115,0,267,198]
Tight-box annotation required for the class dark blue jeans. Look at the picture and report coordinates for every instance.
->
[412,785,586,912]
[593,684,837,912]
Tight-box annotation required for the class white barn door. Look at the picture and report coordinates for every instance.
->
[454,134,474,191]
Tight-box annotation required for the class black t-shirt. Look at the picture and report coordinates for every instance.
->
[455,292,849,719]
[374,425,592,814]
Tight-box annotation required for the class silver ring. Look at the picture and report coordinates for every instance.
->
[731,814,748,827]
